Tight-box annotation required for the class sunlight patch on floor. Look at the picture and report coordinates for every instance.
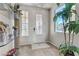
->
[32,43,50,49]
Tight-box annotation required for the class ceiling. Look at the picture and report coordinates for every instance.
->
[21,3,55,9]
[0,4,11,10]
[0,3,56,10]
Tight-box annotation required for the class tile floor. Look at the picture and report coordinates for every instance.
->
[16,43,59,56]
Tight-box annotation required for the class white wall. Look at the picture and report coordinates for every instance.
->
[0,7,14,56]
[0,40,14,56]
[49,4,79,48]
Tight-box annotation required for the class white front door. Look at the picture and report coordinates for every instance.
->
[19,8,49,45]
[31,14,43,44]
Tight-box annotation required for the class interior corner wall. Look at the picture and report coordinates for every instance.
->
[49,4,65,48]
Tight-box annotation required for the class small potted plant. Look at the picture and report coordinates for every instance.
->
[53,3,79,56]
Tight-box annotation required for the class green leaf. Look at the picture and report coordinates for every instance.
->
[59,44,79,55]
[53,3,75,23]
[73,24,79,34]
[67,21,76,33]
[53,11,64,22]
[65,3,75,11]
[69,46,79,55]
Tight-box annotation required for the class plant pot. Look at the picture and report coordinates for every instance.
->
[64,50,75,56]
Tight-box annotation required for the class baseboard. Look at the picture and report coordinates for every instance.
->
[47,41,58,49]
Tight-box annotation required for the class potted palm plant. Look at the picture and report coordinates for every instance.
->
[53,3,79,56]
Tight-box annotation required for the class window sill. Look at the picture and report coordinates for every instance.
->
[55,31,70,34]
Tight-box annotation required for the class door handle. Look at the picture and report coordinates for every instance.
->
[33,27,35,31]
